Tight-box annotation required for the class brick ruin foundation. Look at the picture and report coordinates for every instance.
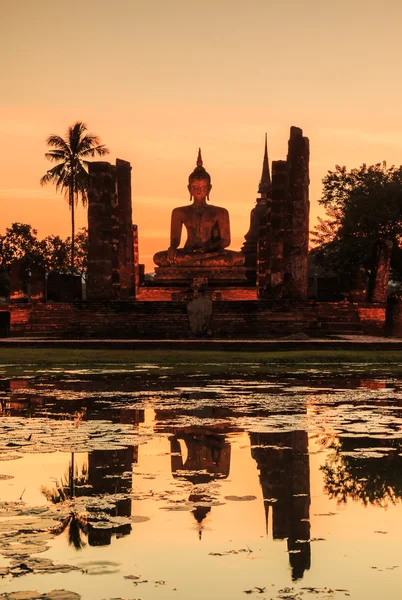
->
[0,127,397,338]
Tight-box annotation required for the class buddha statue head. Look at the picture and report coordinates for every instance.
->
[188,149,212,202]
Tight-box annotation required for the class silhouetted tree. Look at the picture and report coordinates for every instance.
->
[0,223,43,271]
[40,122,109,272]
[311,163,402,281]
[73,227,88,277]
[40,235,70,273]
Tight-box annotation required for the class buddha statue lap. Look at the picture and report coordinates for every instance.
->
[153,150,246,285]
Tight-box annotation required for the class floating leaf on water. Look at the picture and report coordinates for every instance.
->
[42,591,81,600]
[224,495,257,502]
[160,505,193,511]
[130,515,150,523]
[0,455,22,462]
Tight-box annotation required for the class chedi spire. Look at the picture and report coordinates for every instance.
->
[258,133,271,197]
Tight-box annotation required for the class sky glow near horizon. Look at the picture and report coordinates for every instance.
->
[2,0,402,270]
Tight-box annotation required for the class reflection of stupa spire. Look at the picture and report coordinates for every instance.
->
[250,431,311,580]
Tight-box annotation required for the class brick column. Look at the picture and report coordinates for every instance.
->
[256,202,270,297]
[283,127,310,300]
[369,239,393,303]
[116,159,135,298]
[9,261,28,303]
[30,266,46,302]
[87,162,120,300]
[133,224,139,295]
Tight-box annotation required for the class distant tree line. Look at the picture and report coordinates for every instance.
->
[0,222,88,277]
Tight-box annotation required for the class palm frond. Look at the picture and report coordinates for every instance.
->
[40,163,68,189]
[46,135,70,152]
[79,143,109,158]
[44,150,69,162]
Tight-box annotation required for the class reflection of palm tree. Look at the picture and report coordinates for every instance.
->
[41,454,90,503]
[40,121,109,271]
[42,455,91,550]
[51,512,88,550]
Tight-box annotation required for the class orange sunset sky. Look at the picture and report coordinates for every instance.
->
[2,0,402,271]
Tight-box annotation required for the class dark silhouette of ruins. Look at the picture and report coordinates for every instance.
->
[0,126,393,338]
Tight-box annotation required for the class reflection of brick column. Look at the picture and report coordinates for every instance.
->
[87,162,120,300]
[369,239,393,303]
[283,128,310,300]
[116,159,135,298]
[250,430,311,580]
[87,446,134,546]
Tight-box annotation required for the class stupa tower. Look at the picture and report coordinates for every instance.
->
[242,134,272,284]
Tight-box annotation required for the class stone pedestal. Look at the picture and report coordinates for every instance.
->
[186,294,213,337]
[154,266,247,286]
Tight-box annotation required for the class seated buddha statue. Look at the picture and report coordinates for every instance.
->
[154,150,245,269]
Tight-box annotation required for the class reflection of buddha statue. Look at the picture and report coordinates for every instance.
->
[153,150,246,283]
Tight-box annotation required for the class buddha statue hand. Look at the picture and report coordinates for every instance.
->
[167,246,178,264]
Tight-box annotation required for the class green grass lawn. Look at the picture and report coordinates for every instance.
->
[0,348,401,376]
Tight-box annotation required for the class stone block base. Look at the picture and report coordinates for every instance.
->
[153,266,247,286]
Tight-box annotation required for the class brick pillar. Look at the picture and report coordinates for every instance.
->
[369,239,393,303]
[87,162,120,300]
[30,266,46,302]
[116,159,135,298]
[133,224,139,294]
[256,202,270,297]
[288,430,311,579]
[349,266,368,302]
[269,160,288,297]
[388,298,402,337]
[9,261,29,303]
[283,127,310,300]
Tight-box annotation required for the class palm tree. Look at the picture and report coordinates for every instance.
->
[40,122,109,272]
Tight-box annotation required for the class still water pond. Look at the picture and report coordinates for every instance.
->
[0,365,402,599]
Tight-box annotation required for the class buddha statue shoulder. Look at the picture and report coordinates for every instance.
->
[153,150,245,268]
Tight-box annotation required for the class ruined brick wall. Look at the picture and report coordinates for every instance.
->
[356,304,386,336]
[1,299,386,339]
[257,127,309,301]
